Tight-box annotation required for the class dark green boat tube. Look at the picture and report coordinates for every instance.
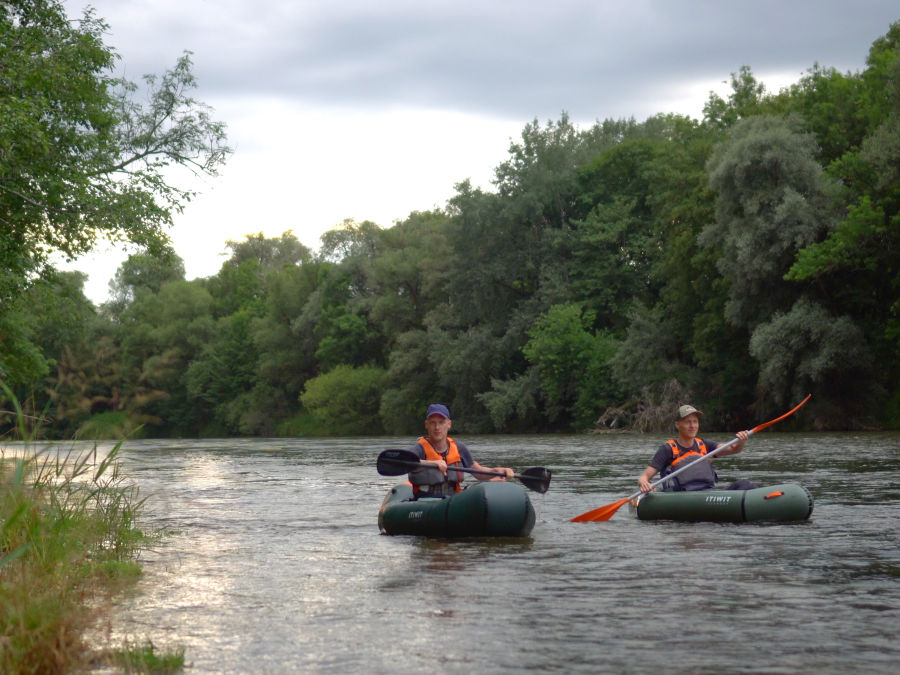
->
[634,483,813,523]
[378,481,536,537]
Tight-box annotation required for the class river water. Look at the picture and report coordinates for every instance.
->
[82,432,900,673]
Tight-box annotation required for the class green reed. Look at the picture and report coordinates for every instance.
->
[1,384,182,673]
[108,639,186,674]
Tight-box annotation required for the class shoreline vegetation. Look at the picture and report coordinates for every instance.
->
[1,387,183,673]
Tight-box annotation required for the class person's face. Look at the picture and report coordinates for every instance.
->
[425,414,452,441]
[675,413,700,438]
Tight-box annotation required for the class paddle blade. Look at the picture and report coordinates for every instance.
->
[571,497,631,522]
[751,394,811,434]
[376,449,420,476]
[518,467,552,494]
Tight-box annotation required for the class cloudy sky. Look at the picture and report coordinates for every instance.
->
[60,0,898,303]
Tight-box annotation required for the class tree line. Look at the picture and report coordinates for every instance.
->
[2,3,898,438]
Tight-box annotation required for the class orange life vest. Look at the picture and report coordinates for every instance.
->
[667,438,709,465]
[410,436,465,495]
[663,438,716,491]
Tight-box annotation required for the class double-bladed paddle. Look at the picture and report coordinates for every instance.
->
[376,448,552,494]
[571,394,812,522]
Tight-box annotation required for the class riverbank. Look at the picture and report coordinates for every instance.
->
[0,401,183,673]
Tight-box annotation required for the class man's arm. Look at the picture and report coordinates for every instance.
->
[638,466,659,493]
[712,430,750,457]
[470,460,514,480]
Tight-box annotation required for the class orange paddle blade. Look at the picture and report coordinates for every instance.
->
[750,393,811,434]
[571,497,631,522]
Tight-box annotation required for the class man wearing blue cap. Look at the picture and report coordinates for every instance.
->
[407,403,514,498]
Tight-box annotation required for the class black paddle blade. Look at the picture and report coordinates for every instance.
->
[518,467,552,494]
[376,448,420,476]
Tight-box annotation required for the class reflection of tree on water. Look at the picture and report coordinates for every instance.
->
[381,538,536,624]
[418,538,533,571]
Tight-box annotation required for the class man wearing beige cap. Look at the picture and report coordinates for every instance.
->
[637,404,751,493]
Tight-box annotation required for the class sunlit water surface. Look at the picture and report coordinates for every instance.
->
[72,433,899,672]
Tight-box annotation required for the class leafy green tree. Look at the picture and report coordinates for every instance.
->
[431,116,632,426]
[519,303,620,429]
[641,119,757,415]
[185,308,257,435]
[289,224,387,373]
[300,364,386,435]
[0,0,230,386]
[0,2,229,295]
[251,262,327,429]
[777,64,869,165]
[782,25,900,422]
[318,219,382,263]
[568,115,758,424]
[379,329,443,435]
[702,66,772,130]
[571,138,661,332]
[0,300,50,390]
[313,306,376,370]
[858,22,900,133]
[477,369,543,433]
[207,258,267,319]
[445,115,621,330]
[443,182,511,327]
[113,279,214,433]
[0,271,99,436]
[428,325,512,432]
[749,299,871,425]
[206,232,309,318]
[369,211,453,345]
[105,250,186,316]
[611,302,686,393]
[176,232,316,435]
[223,230,311,269]
[291,269,384,373]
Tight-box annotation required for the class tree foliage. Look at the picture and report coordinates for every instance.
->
[0,0,229,416]
[702,115,838,327]
[4,15,900,436]
[300,365,387,435]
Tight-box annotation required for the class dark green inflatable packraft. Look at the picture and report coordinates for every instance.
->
[378,481,536,537]
[634,483,813,523]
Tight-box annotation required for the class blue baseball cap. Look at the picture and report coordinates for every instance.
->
[425,403,451,419]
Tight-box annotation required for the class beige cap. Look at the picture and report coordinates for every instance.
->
[677,404,702,420]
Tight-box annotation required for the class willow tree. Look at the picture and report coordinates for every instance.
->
[702,114,837,328]
[702,114,870,418]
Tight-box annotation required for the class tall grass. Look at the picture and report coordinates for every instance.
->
[1,384,182,673]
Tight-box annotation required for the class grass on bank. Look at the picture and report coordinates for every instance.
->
[1,385,184,673]
[109,639,186,674]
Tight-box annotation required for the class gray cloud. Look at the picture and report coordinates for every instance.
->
[68,0,897,122]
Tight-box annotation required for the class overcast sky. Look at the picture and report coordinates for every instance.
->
[60,0,899,303]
